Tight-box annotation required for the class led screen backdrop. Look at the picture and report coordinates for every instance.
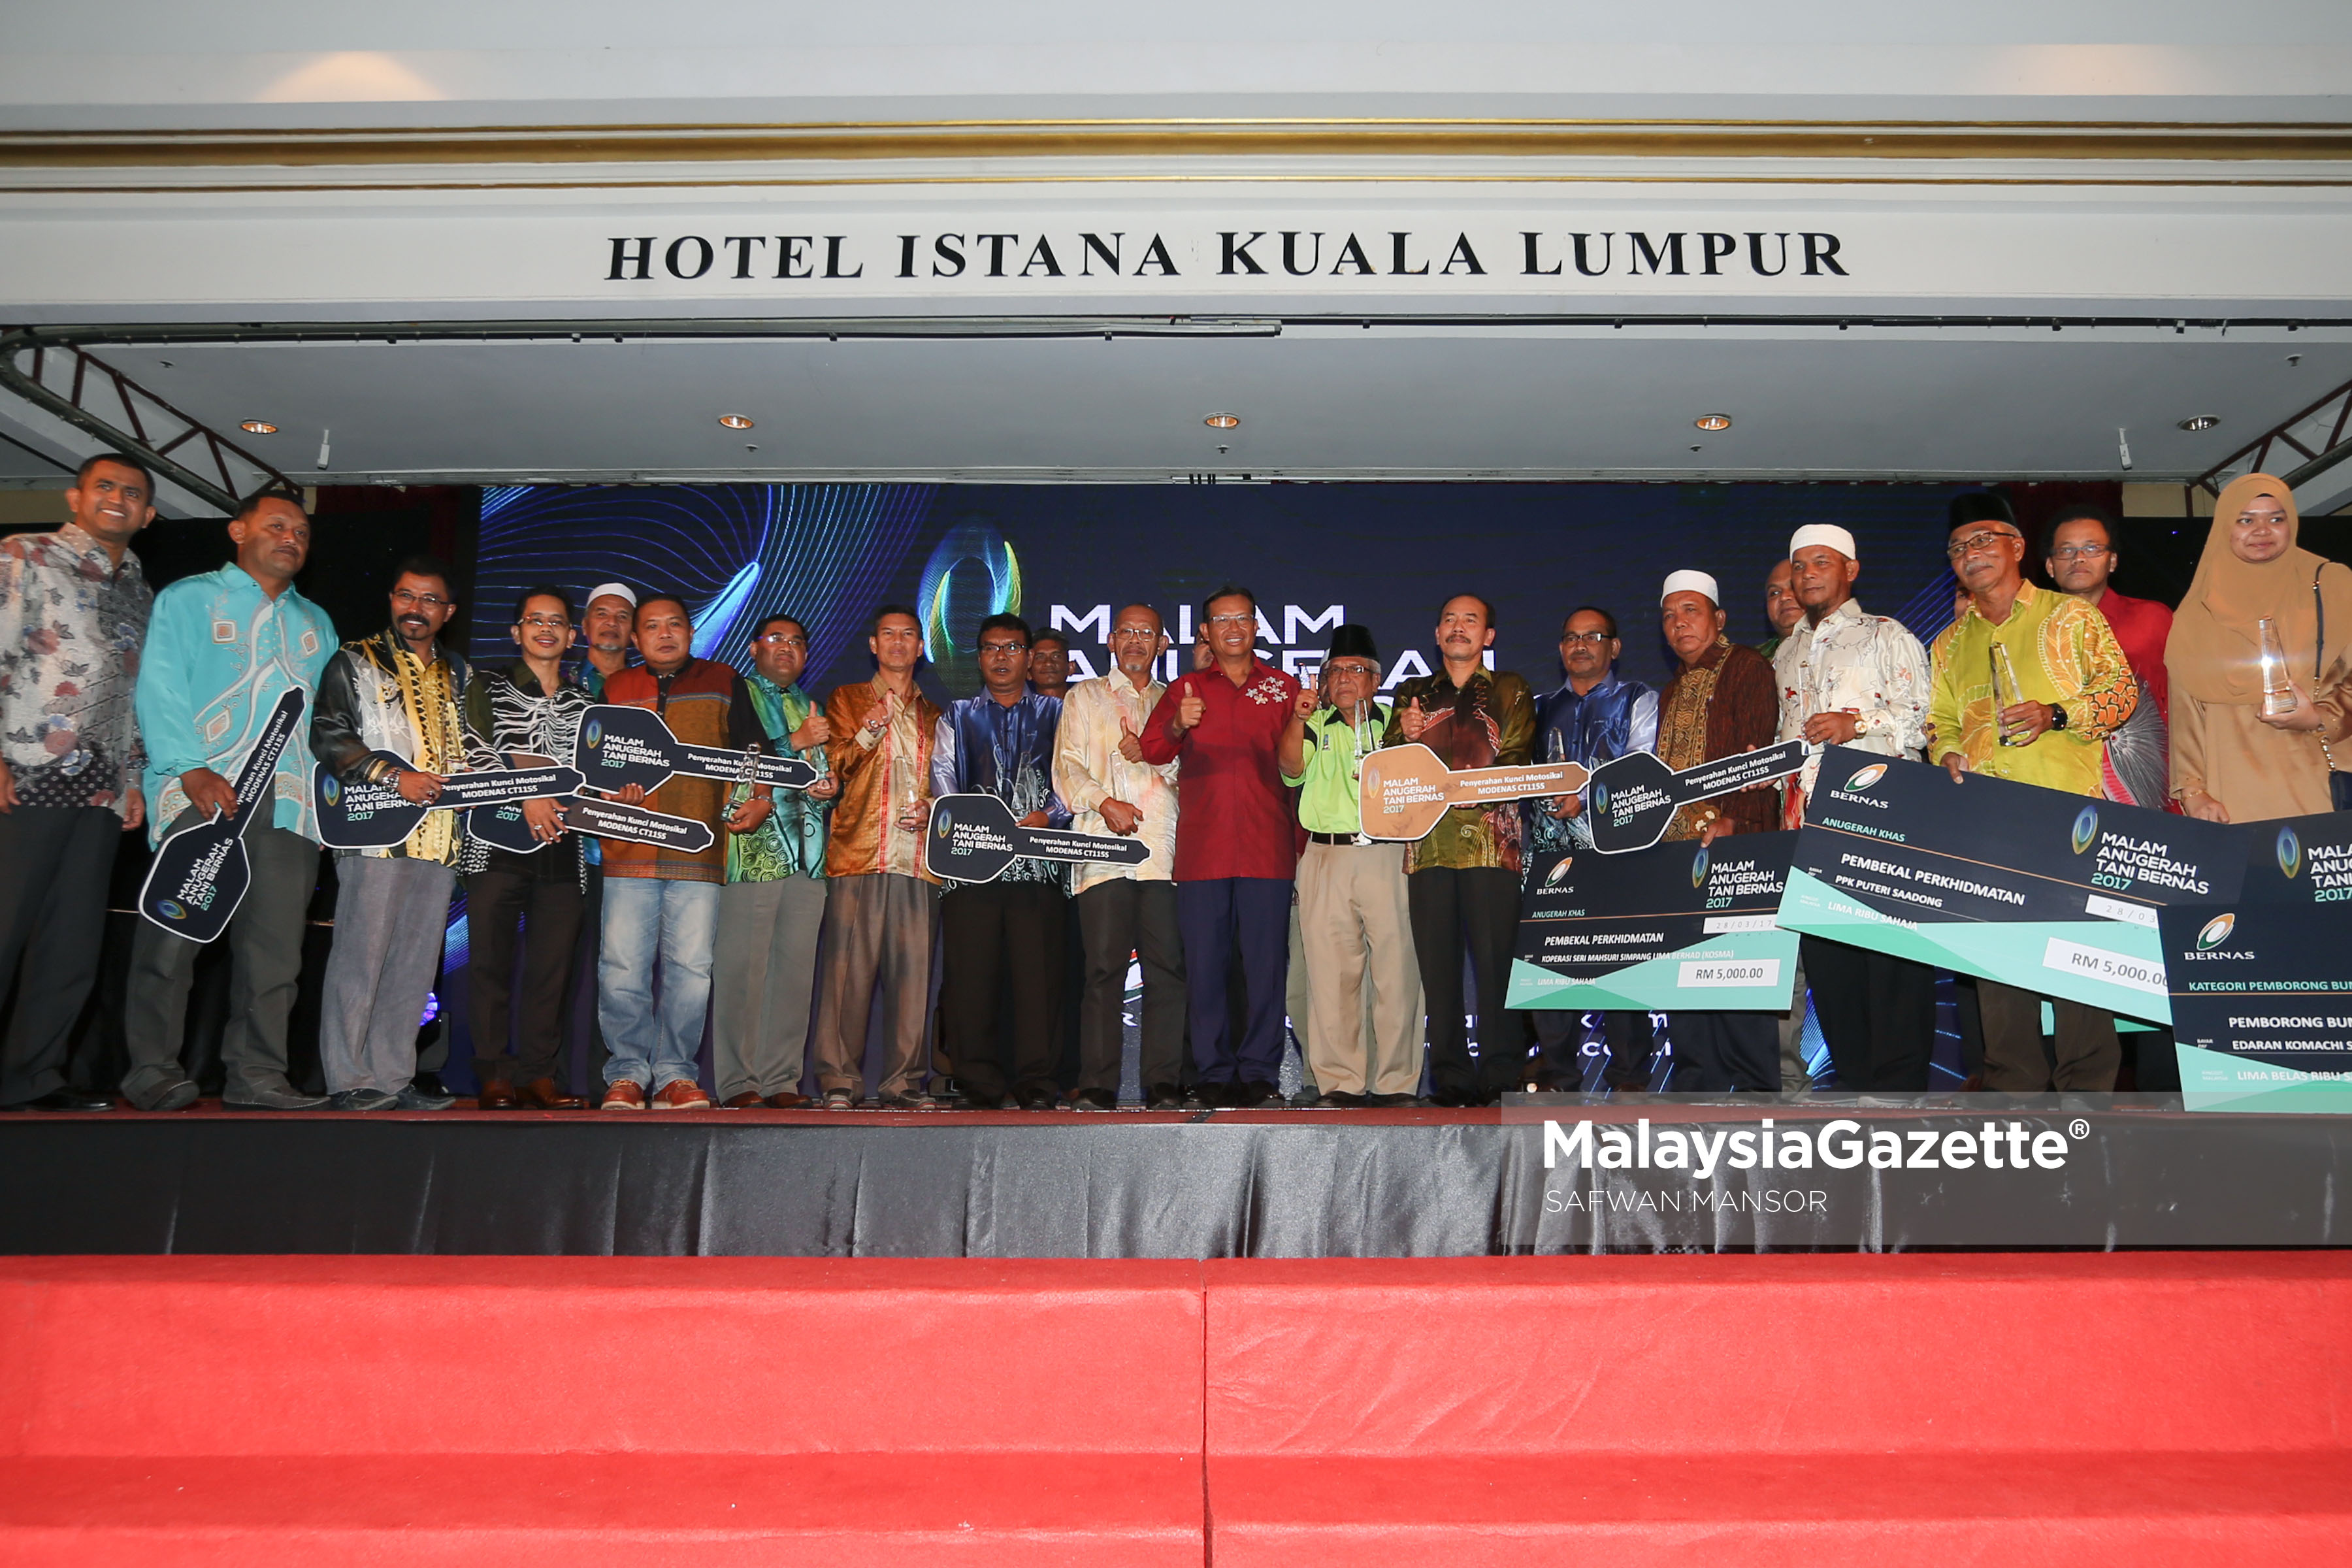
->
[468,480,1972,700]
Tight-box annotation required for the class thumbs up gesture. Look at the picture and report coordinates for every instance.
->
[1292,687,1318,721]
[1176,689,1206,731]
[1398,696,1428,741]
[1117,716,1145,764]
[864,688,892,736]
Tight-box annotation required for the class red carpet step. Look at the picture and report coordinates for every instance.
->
[3,1252,2349,1563]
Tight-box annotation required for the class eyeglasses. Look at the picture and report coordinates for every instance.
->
[1560,630,1612,645]
[392,589,451,609]
[1946,529,2021,561]
[754,632,807,648]
[1325,661,1379,678]
[977,640,1029,655]
[518,615,571,630]
[1205,613,1254,627]
[1110,625,1160,641]
[2049,544,2110,563]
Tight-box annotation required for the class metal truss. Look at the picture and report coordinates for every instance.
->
[2195,374,2352,499]
[0,333,297,513]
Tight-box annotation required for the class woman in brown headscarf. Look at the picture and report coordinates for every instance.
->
[2166,472,2352,822]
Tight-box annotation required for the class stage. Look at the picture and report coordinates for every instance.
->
[6,1096,2350,1255]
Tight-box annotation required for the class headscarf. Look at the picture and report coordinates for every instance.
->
[2165,472,2325,705]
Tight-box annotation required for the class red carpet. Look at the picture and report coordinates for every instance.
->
[3,1253,2347,1563]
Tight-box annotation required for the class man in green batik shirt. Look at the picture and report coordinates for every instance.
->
[711,614,840,1108]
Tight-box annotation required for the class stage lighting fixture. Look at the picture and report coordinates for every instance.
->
[1693,414,1732,432]
[2177,416,2221,432]
[240,420,279,434]
[1204,412,1241,429]
[717,414,755,429]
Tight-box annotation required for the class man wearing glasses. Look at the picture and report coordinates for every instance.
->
[711,615,840,1109]
[932,614,1070,1110]
[2046,504,2174,811]
[1055,604,1184,1109]
[1141,585,1302,1108]
[310,557,474,1111]
[1527,606,1658,1092]
[1929,493,2136,1092]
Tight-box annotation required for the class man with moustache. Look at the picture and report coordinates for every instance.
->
[595,594,773,1111]
[1141,585,1300,1108]
[0,453,154,1111]
[1027,631,1075,700]
[1386,595,1536,1106]
[815,606,943,1109]
[1774,527,1936,1091]
[1931,506,2136,1092]
[932,615,1070,1111]
[711,614,839,1109]
[1759,561,1804,660]
[1655,570,1782,1092]
[123,485,336,1113]
[1055,604,1184,1110]
[310,555,474,1111]
[2046,504,2174,812]
[1527,606,1658,1092]
[457,587,595,1110]
[570,581,637,1088]
[1281,626,1420,1107]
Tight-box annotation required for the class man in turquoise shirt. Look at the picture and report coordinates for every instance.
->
[1278,625,1423,1107]
[122,487,336,1112]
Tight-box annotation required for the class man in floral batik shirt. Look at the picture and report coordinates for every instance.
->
[0,453,154,1111]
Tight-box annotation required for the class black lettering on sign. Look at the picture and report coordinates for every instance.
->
[724,236,767,278]
[664,236,714,279]
[825,235,862,278]
[607,237,654,280]
[1221,231,1268,275]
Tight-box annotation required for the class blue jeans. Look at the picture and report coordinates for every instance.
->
[597,875,721,1090]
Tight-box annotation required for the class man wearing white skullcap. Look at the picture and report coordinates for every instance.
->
[1654,570,1782,1091]
[1774,523,1938,1090]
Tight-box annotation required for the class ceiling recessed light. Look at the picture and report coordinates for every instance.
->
[1204,412,1241,430]
[717,414,755,430]
[1693,414,1733,432]
[240,420,278,435]
[2178,415,2221,432]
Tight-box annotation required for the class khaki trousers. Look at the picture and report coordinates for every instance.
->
[1977,978,2119,1092]
[812,872,938,1098]
[1296,840,1422,1097]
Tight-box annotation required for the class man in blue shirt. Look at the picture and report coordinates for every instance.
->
[930,614,1070,1110]
[1527,606,1659,1092]
[123,486,336,1112]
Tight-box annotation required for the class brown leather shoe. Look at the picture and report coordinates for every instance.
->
[477,1079,519,1111]
[652,1079,712,1111]
[519,1078,586,1110]
[599,1081,647,1111]
[723,1091,766,1109]
[764,1092,813,1109]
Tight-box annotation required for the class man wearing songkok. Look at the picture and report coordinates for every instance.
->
[123,485,335,1113]
[457,587,593,1109]
[310,555,474,1111]
[1279,625,1420,1107]
[1141,585,1300,1109]
[1055,603,1184,1110]
[1774,525,1937,1090]
[1656,570,1782,1092]
[2044,504,2174,812]
[711,614,838,1110]
[815,605,943,1109]
[1931,502,2136,1091]
[595,594,773,1112]
[1527,606,1658,1092]
[931,615,1070,1111]
[1386,593,1537,1106]
[0,453,153,1111]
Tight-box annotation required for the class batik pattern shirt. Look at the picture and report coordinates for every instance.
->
[932,689,1070,888]
[0,522,150,815]
[727,673,830,885]
[459,659,593,887]
[1527,672,1657,857]
[1929,581,2134,799]
[1772,598,1932,803]
[1381,667,1537,874]
[135,564,335,845]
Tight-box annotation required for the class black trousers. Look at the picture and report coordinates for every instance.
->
[1667,1011,1780,1092]
[1407,865,1529,1097]
[1532,1009,1656,1090]
[1075,878,1185,1096]
[0,806,120,1104]
[1801,935,1937,1092]
[466,865,586,1088]
[939,881,1067,1101]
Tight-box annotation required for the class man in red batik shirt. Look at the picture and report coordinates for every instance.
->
[1141,584,1301,1107]
[2046,503,2174,812]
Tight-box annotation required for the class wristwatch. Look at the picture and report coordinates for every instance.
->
[2048,704,2070,732]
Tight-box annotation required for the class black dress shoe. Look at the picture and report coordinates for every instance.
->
[1073,1087,1117,1111]
[962,1088,1009,1110]
[1188,1081,1233,1109]
[1310,1090,1367,1109]
[1015,1088,1060,1111]
[7,1088,114,1112]
[1236,1079,1281,1108]
[1143,1083,1185,1110]
[1367,1092,1423,1109]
